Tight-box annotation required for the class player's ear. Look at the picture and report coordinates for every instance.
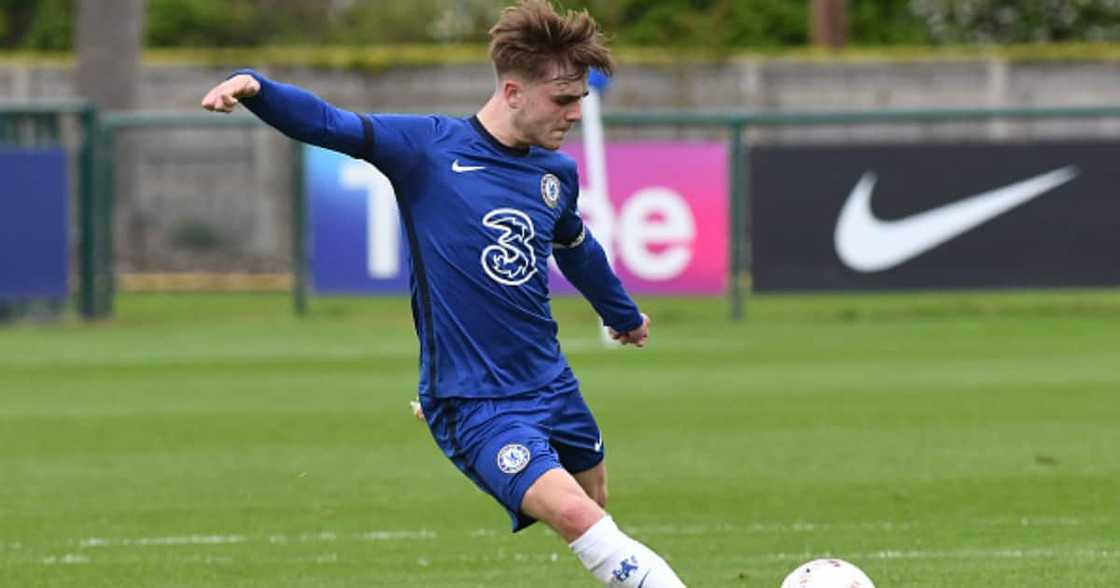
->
[503,78,524,110]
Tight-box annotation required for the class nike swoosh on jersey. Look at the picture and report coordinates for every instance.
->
[451,159,486,173]
[834,165,1079,273]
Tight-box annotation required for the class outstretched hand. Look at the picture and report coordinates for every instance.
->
[608,313,650,348]
[410,398,425,421]
[200,74,261,113]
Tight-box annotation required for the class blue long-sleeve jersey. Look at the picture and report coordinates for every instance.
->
[235,70,642,399]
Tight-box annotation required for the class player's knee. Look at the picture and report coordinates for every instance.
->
[552,494,605,538]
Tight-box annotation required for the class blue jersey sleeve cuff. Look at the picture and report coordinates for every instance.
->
[610,313,644,333]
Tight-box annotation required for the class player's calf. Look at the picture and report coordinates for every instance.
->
[574,462,608,509]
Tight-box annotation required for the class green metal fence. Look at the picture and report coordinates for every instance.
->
[605,105,1120,319]
[0,102,98,320]
[25,103,1120,322]
[97,112,308,317]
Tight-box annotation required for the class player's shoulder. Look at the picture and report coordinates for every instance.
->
[529,149,579,209]
[534,148,577,171]
[369,114,477,154]
[533,148,579,183]
[426,115,487,144]
[372,113,460,132]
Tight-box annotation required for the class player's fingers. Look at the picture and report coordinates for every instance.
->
[204,98,229,113]
[628,330,648,347]
[202,86,227,110]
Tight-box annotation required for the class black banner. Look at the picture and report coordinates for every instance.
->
[749,141,1120,292]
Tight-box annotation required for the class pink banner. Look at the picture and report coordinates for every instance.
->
[555,142,728,294]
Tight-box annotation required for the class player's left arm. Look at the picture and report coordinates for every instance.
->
[201,69,371,159]
[552,206,649,347]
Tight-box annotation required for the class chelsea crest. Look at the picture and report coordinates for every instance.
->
[540,173,561,209]
[497,444,531,474]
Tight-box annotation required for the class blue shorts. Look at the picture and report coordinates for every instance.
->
[420,367,604,532]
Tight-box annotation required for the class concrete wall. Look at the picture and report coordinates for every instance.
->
[5,58,1119,273]
[10,59,1118,111]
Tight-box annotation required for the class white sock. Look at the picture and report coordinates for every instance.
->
[568,515,686,587]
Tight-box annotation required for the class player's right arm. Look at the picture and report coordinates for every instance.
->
[200,70,370,159]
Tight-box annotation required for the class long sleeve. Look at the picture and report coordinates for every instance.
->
[232,68,371,159]
[554,230,643,333]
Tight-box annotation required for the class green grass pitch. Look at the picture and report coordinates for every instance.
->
[2,290,1119,587]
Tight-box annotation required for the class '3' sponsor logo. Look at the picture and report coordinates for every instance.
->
[481,208,537,286]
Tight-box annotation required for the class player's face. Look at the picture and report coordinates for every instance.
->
[515,64,588,150]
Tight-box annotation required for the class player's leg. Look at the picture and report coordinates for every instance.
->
[537,369,686,586]
[521,466,604,541]
[545,368,609,508]
[521,468,686,587]
[420,391,591,535]
[573,460,607,509]
[422,385,685,586]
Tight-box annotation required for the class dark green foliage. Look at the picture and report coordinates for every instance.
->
[912,0,1120,44]
[146,0,334,47]
[614,0,808,48]
[850,0,931,45]
[5,0,1120,50]
[0,0,71,50]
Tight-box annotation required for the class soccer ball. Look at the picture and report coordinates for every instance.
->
[780,558,875,588]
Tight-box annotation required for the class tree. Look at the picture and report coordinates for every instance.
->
[76,0,144,109]
[811,0,847,48]
[912,0,1120,44]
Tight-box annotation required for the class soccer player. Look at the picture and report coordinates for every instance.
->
[201,1,686,585]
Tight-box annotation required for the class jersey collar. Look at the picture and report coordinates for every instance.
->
[469,116,531,157]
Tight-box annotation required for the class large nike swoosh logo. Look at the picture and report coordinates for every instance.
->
[834,166,1079,273]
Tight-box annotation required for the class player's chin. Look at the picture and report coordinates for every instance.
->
[541,130,569,150]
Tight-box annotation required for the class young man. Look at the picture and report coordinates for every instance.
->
[202,1,685,585]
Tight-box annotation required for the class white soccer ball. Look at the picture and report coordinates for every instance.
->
[780,558,875,588]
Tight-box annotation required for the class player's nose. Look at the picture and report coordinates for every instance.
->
[566,103,582,122]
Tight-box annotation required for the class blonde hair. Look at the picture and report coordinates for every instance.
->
[488,0,613,81]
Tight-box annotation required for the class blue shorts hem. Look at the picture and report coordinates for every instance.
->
[507,462,562,533]
[566,450,605,476]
